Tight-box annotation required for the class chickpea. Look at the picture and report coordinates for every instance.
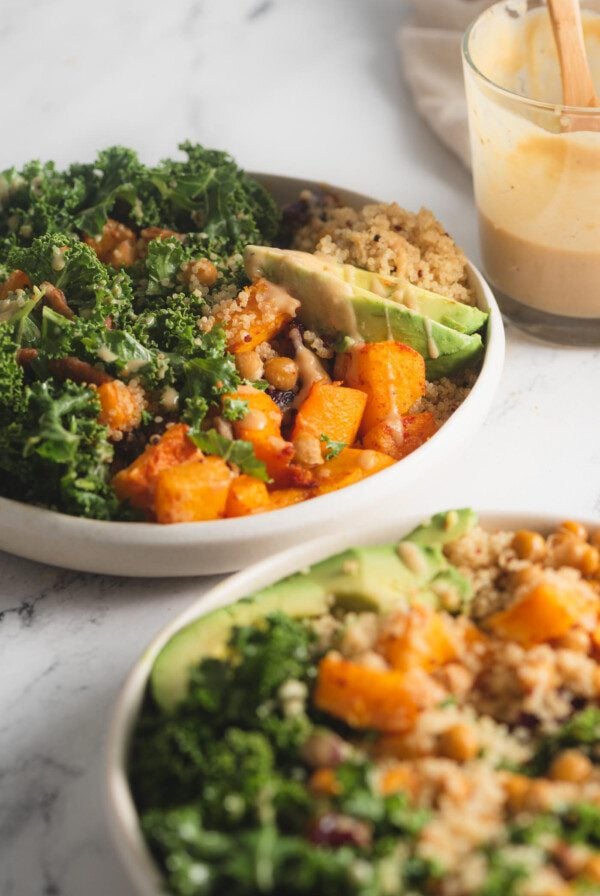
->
[293,434,323,467]
[183,258,218,287]
[264,356,299,391]
[549,749,593,783]
[549,534,600,575]
[437,723,479,762]
[558,520,588,542]
[590,530,600,550]
[555,627,591,653]
[512,529,546,561]
[235,350,263,382]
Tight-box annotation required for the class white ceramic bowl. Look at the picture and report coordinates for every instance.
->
[105,509,599,895]
[0,176,504,576]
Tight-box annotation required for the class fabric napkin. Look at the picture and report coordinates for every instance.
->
[398,0,493,167]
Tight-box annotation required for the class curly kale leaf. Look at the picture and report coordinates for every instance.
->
[0,380,117,519]
[190,429,268,482]
[0,160,89,253]
[7,233,134,325]
[0,323,25,422]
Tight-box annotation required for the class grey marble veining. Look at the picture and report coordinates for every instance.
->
[1,0,599,894]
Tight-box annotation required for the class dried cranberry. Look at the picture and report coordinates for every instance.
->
[308,813,372,849]
[266,387,296,411]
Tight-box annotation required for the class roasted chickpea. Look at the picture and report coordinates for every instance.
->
[549,534,599,574]
[512,529,546,561]
[437,723,479,762]
[264,356,299,391]
[549,749,593,783]
[293,434,323,467]
[558,520,588,542]
[235,350,263,382]
[183,258,218,287]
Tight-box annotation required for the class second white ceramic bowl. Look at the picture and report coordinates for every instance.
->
[0,176,504,575]
[105,508,598,895]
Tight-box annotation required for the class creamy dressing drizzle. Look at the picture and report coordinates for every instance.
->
[423,318,440,360]
[383,413,404,446]
[290,327,331,408]
[97,345,119,363]
[260,280,300,317]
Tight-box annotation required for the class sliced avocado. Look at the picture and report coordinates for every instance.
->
[244,246,484,379]
[404,508,476,547]
[307,543,447,612]
[151,576,330,713]
[332,263,488,335]
[152,509,477,713]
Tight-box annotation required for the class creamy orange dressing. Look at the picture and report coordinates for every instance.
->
[466,2,600,318]
[290,327,331,407]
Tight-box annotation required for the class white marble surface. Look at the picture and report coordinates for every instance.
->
[1,1,599,894]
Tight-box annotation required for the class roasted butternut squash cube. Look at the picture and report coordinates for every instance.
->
[112,424,200,511]
[292,382,367,448]
[97,380,144,434]
[488,581,597,647]
[337,342,426,435]
[154,457,233,523]
[225,474,271,517]
[378,605,456,673]
[268,487,310,510]
[314,653,421,733]
[313,447,394,495]
[216,278,298,353]
[363,411,438,460]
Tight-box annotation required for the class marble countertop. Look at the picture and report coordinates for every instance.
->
[1,1,599,893]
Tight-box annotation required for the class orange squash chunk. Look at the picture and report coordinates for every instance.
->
[154,457,233,524]
[377,763,418,797]
[363,411,438,461]
[0,269,30,299]
[217,279,298,353]
[313,447,394,495]
[292,382,367,448]
[97,380,144,434]
[112,424,200,511]
[225,474,271,517]
[337,342,426,435]
[269,488,310,510]
[309,768,340,797]
[378,605,457,673]
[314,653,421,733]
[488,581,596,647]
[226,386,312,487]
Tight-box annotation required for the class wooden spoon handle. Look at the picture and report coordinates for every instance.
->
[547,0,599,107]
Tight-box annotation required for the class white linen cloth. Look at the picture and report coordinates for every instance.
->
[399,0,493,167]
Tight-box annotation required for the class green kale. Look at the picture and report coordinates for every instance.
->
[190,429,268,482]
[144,238,192,297]
[0,380,117,519]
[222,397,249,421]
[184,613,317,729]
[320,434,347,460]
[142,810,363,896]
[524,707,600,776]
[477,849,529,896]
[0,323,25,422]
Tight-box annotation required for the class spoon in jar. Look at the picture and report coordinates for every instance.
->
[547,0,600,128]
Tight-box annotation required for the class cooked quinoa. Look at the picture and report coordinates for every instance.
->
[292,192,476,305]
[132,514,600,896]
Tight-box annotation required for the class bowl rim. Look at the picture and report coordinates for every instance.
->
[105,507,599,894]
[0,167,504,561]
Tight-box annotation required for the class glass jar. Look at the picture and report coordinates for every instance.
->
[463,0,600,344]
